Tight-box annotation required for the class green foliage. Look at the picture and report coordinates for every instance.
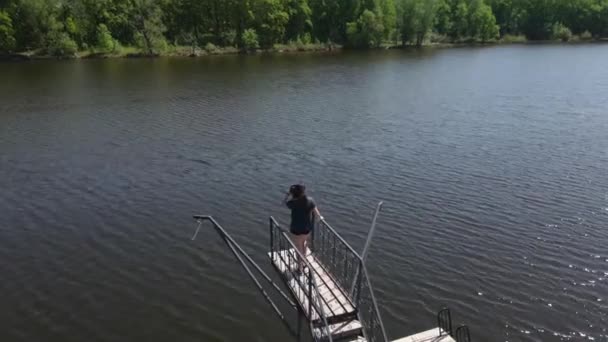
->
[398,0,436,46]
[300,32,312,44]
[242,28,260,50]
[450,0,469,40]
[469,0,499,41]
[45,30,78,56]
[96,23,115,53]
[221,30,237,47]
[433,0,452,35]
[1,0,606,55]
[253,0,290,48]
[204,42,218,53]
[346,9,384,47]
[501,33,526,43]
[380,0,397,42]
[551,22,572,42]
[286,0,313,41]
[580,30,592,40]
[0,10,16,52]
[131,0,167,54]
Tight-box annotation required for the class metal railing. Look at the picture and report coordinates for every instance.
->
[192,216,300,337]
[312,219,389,342]
[269,217,333,342]
[437,308,453,336]
[455,326,471,342]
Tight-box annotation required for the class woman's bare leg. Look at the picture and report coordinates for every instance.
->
[291,234,306,272]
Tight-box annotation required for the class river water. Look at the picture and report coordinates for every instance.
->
[1,45,607,342]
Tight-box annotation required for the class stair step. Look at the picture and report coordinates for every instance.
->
[344,337,366,342]
[312,320,363,341]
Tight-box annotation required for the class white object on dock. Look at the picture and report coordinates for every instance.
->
[391,328,456,342]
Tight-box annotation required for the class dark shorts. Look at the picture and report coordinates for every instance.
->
[290,225,312,236]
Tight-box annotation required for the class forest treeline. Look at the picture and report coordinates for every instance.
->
[1,0,607,56]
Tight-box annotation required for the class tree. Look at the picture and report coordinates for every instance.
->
[0,10,16,52]
[520,0,555,40]
[242,27,259,50]
[346,9,384,47]
[398,0,436,46]
[252,0,290,48]
[433,0,452,36]
[130,0,166,54]
[414,0,436,45]
[286,0,313,41]
[469,0,499,42]
[551,22,572,41]
[380,0,397,41]
[45,18,79,56]
[450,0,469,40]
[96,23,116,52]
[7,0,48,50]
[397,0,416,44]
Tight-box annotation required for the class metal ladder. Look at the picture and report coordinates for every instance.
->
[438,308,472,342]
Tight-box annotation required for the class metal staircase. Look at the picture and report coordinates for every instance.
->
[269,217,388,342]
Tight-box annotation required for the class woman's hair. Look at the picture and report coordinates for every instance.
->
[289,184,306,198]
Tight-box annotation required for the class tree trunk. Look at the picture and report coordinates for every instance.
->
[415,32,423,47]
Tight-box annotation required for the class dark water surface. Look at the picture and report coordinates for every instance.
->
[1,45,607,342]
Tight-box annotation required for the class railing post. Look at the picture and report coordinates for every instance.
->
[355,260,363,307]
[269,217,274,253]
[310,219,315,253]
[308,271,313,321]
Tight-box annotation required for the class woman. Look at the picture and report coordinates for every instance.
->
[284,184,322,273]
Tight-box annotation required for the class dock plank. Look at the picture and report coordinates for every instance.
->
[269,249,356,322]
[391,328,456,342]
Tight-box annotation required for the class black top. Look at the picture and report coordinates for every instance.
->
[286,196,316,230]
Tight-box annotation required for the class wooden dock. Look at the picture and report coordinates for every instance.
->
[196,215,471,342]
[269,248,460,342]
[269,248,364,341]
[391,329,456,342]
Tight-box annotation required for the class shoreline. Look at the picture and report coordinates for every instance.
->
[2,39,607,62]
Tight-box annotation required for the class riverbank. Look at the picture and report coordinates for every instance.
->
[2,38,607,61]
[0,42,340,61]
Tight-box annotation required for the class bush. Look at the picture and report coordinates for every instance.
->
[45,30,78,56]
[295,36,305,49]
[242,28,259,50]
[429,32,450,44]
[0,10,16,53]
[205,42,218,53]
[96,24,116,53]
[301,33,312,45]
[580,30,593,41]
[134,32,167,54]
[221,30,237,46]
[346,10,384,48]
[551,23,572,42]
[501,34,527,43]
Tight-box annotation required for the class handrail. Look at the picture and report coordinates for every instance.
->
[455,325,471,342]
[269,217,333,342]
[191,215,299,337]
[193,215,296,308]
[359,262,389,342]
[319,219,363,261]
[437,308,453,336]
[314,218,388,342]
